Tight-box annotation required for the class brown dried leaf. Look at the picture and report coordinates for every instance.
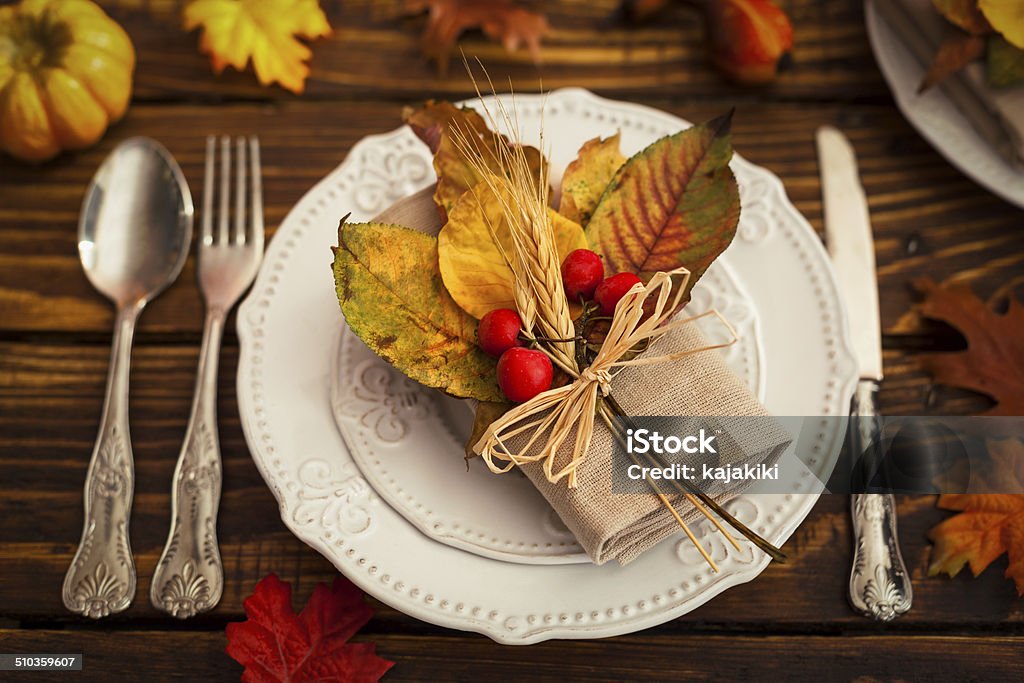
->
[402,0,548,74]
[914,278,1024,416]
[403,100,547,219]
[919,29,987,91]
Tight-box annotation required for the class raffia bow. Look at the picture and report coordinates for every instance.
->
[473,266,737,487]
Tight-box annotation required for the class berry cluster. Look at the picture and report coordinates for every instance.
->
[477,248,643,404]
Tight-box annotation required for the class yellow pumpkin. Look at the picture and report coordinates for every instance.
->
[0,0,135,162]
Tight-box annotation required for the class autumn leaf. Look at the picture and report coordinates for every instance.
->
[559,134,628,227]
[920,30,987,91]
[584,112,740,300]
[225,573,393,682]
[987,34,1024,86]
[439,179,588,319]
[183,0,330,94]
[333,220,504,403]
[402,0,548,74]
[933,0,993,34]
[403,100,547,219]
[914,278,1024,416]
[464,400,511,459]
[928,438,1024,596]
[979,0,1024,48]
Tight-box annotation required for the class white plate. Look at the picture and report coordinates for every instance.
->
[866,0,1024,208]
[331,205,766,565]
[236,88,858,644]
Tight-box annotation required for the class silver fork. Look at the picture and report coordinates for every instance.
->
[151,136,264,618]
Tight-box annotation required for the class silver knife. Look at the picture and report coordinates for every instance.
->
[816,125,912,621]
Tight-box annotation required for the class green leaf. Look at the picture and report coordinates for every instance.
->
[584,113,740,298]
[332,221,503,403]
[987,34,1024,87]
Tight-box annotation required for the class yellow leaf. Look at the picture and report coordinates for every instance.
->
[439,179,589,319]
[183,0,331,94]
[559,133,627,226]
[980,0,1024,48]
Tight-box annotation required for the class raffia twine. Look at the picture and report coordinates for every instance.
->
[473,265,738,488]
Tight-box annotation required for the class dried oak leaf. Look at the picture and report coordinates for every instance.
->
[914,277,1024,416]
[920,29,987,91]
[928,438,1024,596]
[402,0,548,73]
[226,573,393,682]
[183,0,331,94]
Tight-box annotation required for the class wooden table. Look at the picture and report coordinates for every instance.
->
[2,1,1022,679]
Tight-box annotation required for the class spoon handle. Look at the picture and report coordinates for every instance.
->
[151,309,225,617]
[63,306,140,618]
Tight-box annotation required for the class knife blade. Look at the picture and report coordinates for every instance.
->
[816,125,912,621]
[816,125,883,382]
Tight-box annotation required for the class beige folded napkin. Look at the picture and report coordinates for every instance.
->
[519,321,790,565]
[374,187,791,566]
[875,0,1024,168]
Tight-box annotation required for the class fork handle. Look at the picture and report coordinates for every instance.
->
[63,305,140,618]
[151,308,225,618]
[848,380,912,621]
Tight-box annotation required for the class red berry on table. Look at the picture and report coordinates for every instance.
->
[497,347,553,403]
[477,308,522,358]
[594,273,643,315]
[560,248,604,300]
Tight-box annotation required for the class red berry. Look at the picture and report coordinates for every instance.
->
[478,308,522,358]
[594,273,643,315]
[560,249,604,301]
[497,348,553,403]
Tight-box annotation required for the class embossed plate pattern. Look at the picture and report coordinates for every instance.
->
[236,88,859,644]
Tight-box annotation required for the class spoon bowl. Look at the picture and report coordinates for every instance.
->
[78,137,193,307]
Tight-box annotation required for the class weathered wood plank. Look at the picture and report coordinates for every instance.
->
[2,101,1021,337]
[91,0,888,103]
[0,342,1020,625]
[1,630,1022,682]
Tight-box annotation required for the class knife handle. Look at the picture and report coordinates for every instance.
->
[848,380,913,621]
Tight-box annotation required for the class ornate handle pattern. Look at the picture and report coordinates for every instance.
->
[848,380,912,621]
[63,306,140,618]
[151,310,225,618]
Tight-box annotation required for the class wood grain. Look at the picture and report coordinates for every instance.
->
[1,342,1022,626]
[1,630,1022,682]
[94,0,888,103]
[2,101,1021,340]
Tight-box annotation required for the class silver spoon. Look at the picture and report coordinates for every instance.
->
[62,138,193,618]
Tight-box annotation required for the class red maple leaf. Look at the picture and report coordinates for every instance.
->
[226,574,393,683]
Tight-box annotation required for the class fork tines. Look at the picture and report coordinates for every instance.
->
[202,136,264,249]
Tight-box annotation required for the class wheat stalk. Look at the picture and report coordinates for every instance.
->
[448,64,578,373]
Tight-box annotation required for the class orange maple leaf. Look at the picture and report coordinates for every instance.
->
[914,278,1024,416]
[183,0,331,94]
[403,0,548,73]
[928,438,1024,596]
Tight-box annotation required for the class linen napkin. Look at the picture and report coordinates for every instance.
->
[875,0,1024,168]
[374,188,791,566]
